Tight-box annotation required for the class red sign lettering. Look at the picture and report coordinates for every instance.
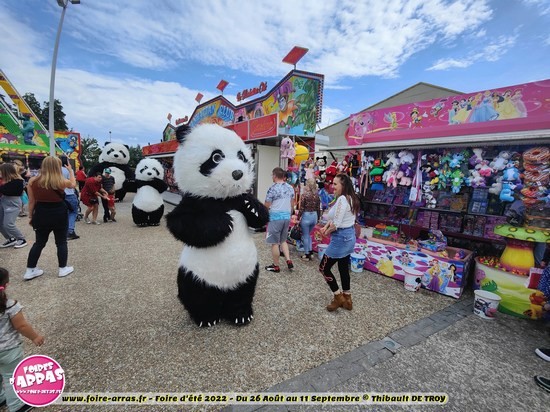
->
[237,81,267,102]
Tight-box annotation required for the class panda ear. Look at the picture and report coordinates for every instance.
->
[124,144,130,150]
[104,142,111,147]
[176,125,191,143]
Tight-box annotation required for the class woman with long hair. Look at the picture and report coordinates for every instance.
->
[298,178,321,261]
[24,156,76,280]
[0,163,27,249]
[319,173,360,311]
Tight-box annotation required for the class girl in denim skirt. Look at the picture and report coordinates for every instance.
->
[319,173,360,311]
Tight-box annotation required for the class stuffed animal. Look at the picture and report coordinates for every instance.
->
[449,153,465,169]
[386,151,400,169]
[89,142,135,202]
[316,156,327,172]
[469,148,484,167]
[280,137,295,159]
[466,169,485,188]
[325,161,338,185]
[132,158,168,227]
[490,151,511,172]
[166,124,269,327]
[488,175,503,195]
[476,160,493,178]
[500,181,517,202]
[397,162,414,186]
[451,169,464,194]
[422,182,437,208]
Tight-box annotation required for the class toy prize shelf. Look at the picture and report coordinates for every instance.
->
[356,229,473,299]
[287,218,473,299]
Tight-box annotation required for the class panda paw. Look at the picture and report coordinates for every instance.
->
[197,319,221,328]
[233,314,253,327]
[148,222,160,226]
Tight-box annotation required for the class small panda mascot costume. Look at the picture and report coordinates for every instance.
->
[166,124,269,328]
[89,142,135,201]
[132,158,167,227]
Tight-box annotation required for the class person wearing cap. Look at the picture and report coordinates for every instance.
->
[101,168,116,223]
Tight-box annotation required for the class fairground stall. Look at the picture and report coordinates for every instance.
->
[0,69,82,169]
[316,79,550,309]
[143,69,324,201]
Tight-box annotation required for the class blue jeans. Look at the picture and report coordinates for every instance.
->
[0,344,24,411]
[65,193,79,235]
[299,211,318,254]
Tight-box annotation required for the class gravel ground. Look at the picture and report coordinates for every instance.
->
[0,193,460,411]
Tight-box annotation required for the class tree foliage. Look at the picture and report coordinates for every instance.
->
[128,145,144,169]
[80,136,101,171]
[22,94,68,131]
[43,99,68,131]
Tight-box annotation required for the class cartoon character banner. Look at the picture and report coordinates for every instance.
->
[186,70,324,139]
[346,79,550,146]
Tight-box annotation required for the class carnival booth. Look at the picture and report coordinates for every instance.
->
[143,69,324,201]
[310,79,550,304]
[0,69,82,167]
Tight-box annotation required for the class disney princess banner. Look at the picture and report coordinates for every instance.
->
[345,79,550,146]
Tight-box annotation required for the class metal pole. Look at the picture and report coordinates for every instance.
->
[49,3,68,156]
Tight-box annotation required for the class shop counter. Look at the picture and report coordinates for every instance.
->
[357,237,474,299]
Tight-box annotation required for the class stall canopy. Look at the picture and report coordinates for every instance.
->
[327,79,550,152]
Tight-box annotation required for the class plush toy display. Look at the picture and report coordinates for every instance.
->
[132,158,168,227]
[166,124,269,328]
[89,142,134,201]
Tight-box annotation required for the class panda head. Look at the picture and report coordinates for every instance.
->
[174,124,254,199]
[135,158,164,181]
[100,142,130,165]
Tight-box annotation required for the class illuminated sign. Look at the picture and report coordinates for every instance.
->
[237,81,267,102]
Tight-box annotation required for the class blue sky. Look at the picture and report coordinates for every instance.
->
[0,0,549,148]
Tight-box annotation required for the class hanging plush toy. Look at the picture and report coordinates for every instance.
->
[280,137,295,159]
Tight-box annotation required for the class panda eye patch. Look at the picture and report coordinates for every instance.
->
[211,150,225,163]
[200,149,225,176]
[237,150,247,163]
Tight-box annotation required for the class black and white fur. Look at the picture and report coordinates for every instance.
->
[132,158,167,227]
[89,142,134,201]
[166,124,269,328]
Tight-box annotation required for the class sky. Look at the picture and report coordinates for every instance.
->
[0,0,549,148]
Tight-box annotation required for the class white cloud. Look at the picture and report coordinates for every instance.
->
[318,106,346,129]
[427,35,518,71]
[64,0,495,83]
[0,0,523,146]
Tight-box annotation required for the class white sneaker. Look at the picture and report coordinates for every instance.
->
[14,239,28,249]
[93,221,101,225]
[58,266,74,277]
[24,268,44,281]
[85,218,91,224]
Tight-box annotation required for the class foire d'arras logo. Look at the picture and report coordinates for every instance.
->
[10,355,65,407]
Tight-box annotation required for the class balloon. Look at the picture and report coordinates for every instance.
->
[294,143,309,164]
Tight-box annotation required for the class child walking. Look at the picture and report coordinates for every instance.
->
[0,163,27,249]
[0,267,44,412]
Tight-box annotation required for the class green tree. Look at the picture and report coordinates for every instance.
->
[128,145,144,169]
[80,136,101,171]
[42,99,68,131]
[22,93,47,125]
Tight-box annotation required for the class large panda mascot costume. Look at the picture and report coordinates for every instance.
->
[166,124,269,328]
[89,142,135,201]
[132,158,167,227]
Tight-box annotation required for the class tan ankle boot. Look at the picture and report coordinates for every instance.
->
[326,293,346,312]
[342,293,353,310]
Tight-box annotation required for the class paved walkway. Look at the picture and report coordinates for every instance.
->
[164,191,550,412]
[0,192,547,411]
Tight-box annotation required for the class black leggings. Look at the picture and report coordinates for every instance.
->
[27,226,68,268]
[319,254,351,293]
